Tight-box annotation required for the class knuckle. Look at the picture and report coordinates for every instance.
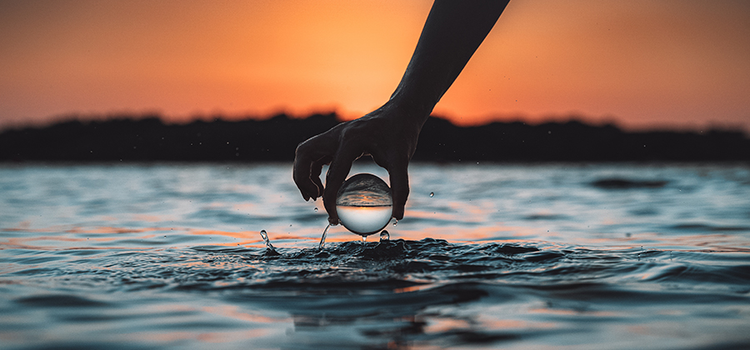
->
[295,139,312,154]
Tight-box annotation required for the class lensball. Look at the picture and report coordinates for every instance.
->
[335,173,393,236]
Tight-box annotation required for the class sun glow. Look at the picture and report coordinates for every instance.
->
[1,0,748,131]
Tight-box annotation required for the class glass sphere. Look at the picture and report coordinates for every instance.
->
[336,173,393,236]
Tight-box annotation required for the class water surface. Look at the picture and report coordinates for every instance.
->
[1,163,749,349]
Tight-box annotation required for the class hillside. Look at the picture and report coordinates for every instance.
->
[1,113,748,162]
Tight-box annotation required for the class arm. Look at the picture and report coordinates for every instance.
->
[294,0,509,224]
[390,0,510,128]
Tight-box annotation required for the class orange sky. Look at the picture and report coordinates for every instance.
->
[1,0,749,132]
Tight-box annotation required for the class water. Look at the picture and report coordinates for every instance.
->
[380,230,390,242]
[318,224,331,250]
[1,163,750,349]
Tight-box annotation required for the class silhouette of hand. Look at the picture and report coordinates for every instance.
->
[293,102,422,225]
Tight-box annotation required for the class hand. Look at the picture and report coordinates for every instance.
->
[293,102,422,225]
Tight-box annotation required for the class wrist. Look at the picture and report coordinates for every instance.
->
[384,92,432,130]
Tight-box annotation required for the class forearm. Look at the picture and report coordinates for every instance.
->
[389,0,509,127]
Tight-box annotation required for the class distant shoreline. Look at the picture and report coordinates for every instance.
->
[1,113,748,162]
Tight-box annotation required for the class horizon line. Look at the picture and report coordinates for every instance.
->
[1,109,747,136]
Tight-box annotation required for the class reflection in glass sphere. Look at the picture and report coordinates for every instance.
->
[336,173,393,236]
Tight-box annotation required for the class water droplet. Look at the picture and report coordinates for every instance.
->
[361,235,367,243]
[392,219,398,226]
[314,207,318,212]
[318,224,330,250]
[259,229,275,250]
[429,192,434,197]
[380,230,390,242]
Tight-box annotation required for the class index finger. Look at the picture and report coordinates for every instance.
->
[293,136,334,200]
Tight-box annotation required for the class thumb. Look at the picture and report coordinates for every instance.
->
[387,160,410,221]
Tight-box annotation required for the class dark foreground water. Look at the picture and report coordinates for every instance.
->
[1,163,749,349]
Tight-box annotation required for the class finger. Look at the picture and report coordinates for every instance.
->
[293,145,320,200]
[386,159,410,221]
[309,156,329,199]
[293,136,334,200]
[323,144,362,225]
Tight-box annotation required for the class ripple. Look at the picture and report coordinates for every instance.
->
[523,214,568,221]
[669,223,750,232]
[16,294,110,308]
[2,164,750,349]
[591,178,669,189]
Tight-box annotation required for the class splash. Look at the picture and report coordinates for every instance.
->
[318,224,330,250]
[380,230,390,242]
[258,229,279,254]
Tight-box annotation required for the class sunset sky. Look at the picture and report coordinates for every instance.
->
[1,0,749,132]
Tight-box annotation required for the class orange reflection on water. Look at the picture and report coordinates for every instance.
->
[2,225,158,234]
[1,225,270,250]
[202,305,290,324]
[133,329,269,344]
[423,318,471,334]
[126,304,289,344]
[2,233,158,251]
[529,307,619,317]
[186,229,264,247]
[393,285,432,294]
[481,318,557,330]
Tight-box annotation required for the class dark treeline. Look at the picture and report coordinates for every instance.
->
[1,113,748,162]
